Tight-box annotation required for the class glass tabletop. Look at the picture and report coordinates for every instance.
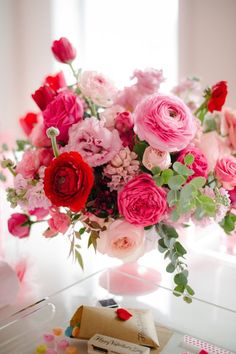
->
[0,265,235,354]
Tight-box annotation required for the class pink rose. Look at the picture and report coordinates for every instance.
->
[115,111,134,148]
[142,147,171,171]
[16,150,40,179]
[43,208,70,237]
[197,131,231,170]
[43,91,84,144]
[133,94,196,152]
[29,119,51,148]
[97,219,145,262]
[79,71,117,107]
[177,147,208,181]
[215,157,236,190]
[132,68,164,94]
[118,174,167,226]
[223,109,236,150]
[8,213,30,238]
[66,117,122,167]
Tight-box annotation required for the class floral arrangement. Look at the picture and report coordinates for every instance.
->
[2,37,236,302]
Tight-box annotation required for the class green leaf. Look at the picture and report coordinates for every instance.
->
[170,252,178,265]
[173,162,194,176]
[144,225,153,231]
[179,183,198,203]
[184,153,194,165]
[183,296,192,304]
[198,195,216,216]
[162,169,174,184]
[174,241,187,256]
[79,227,86,235]
[168,175,186,190]
[88,230,99,249]
[153,175,164,186]
[186,285,195,296]
[174,272,187,286]
[16,139,30,151]
[189,177,206,189]
[158,238,167,253]
[167,190,179,207]
[173,284,185,296]
[170,209,180,222]
[133,140,148,160]
[161,224,179,238]
[75,250,84,270]
[151,166,161,175]
[220,213,236,234]
[166,263,175,273]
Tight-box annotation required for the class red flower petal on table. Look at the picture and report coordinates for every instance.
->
[116,308,133,321]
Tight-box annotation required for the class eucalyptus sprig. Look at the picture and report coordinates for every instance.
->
[156,222,195,303]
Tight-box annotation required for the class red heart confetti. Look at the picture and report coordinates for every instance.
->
[199,350,209,354]
[116,308,133,321]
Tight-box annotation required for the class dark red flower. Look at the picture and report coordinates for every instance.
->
[116,308,132,321]
[32,85,56,111]
[19,112,38,136]
[44,152,94,212]
[51,37,76,64]
[45,71,66,92]
[207,81,227,113]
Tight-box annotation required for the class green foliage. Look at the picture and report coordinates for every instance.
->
[156,223,194,303]
[220,213,236,234]
[133,140,148,160]
[16,140,30,151]
[173,162,194,176]
[168,175,186,190]
[184,153,194,165]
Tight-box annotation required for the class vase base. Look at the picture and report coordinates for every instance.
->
[99,262,161,296]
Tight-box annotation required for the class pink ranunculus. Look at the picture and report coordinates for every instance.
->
[29,119,51,148]
[100,105,124,130]
[215,157,236,190]
[79,71,117,107]
[66,117,122,167]
[132,68,165,94]
[229,187,236,208]
[196,131,231,170]
[177,146,209,181]
[142,147,171,171]
[118,174,167,226]
[223,109,236,150]
[16,150,40,179]
[133,94,196,152]
[8,213,30,238]
[96,219,145,262]
[43,91,84,144]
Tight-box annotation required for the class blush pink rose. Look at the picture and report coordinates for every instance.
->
[8,213,30,238]
[177,146,209,181]
[16,150,40,179]
[96,219,145,262]
[79,71,117,107]
[133,94,196,152]
[66,117,122,167]
[223,109,236,150]
[197,131,231,170]
[118,174,167,226]
[43,91,84,144]
[142,147,171,171]
[215,157,236,190]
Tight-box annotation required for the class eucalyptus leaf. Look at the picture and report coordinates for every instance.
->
[168,175,186,190]
[166,263,175,273]
[174,272,187,286]
[184,153,194,165]
[173,162,194,176]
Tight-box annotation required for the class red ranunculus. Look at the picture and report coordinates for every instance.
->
[45,71,66,92]
[19,112,38,136]
[8,213,30,238]
[44,152,94,212]
[32,85,56,111]
[208,81,228,113]
[51,37,76,64]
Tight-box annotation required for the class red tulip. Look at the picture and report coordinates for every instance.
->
[32,85,56,111]
[51,37,76,64]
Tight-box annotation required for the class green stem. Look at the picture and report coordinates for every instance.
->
[7,165,16,176]
[68,63,78,82]
[51,135,59,158]
[194,98,207,116]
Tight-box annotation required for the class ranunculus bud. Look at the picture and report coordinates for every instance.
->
[51,37,76,64]
[8,213,31,238]
[32,85,56,111]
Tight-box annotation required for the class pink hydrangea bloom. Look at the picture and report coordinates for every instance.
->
[96,219,145,262]
[43,91,84,144]
[66,117,122,167]
[133,94,196,152]
[79,71,117,107]
[16,150,40,179]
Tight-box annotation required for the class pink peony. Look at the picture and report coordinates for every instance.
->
[223,109,236,150]
[97,219,145,262]
[132,68,164,94]
[177,147,209,181]
[196,131,230,170]
[142,147,171,171]
[16,150,40,179]
[79,71,117,107]
[133,94,196,152]
[118,174,167,226]
[8,213,30,238]
[66,117,122,167]
[43,91,84,144]
[215,157,236,190]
